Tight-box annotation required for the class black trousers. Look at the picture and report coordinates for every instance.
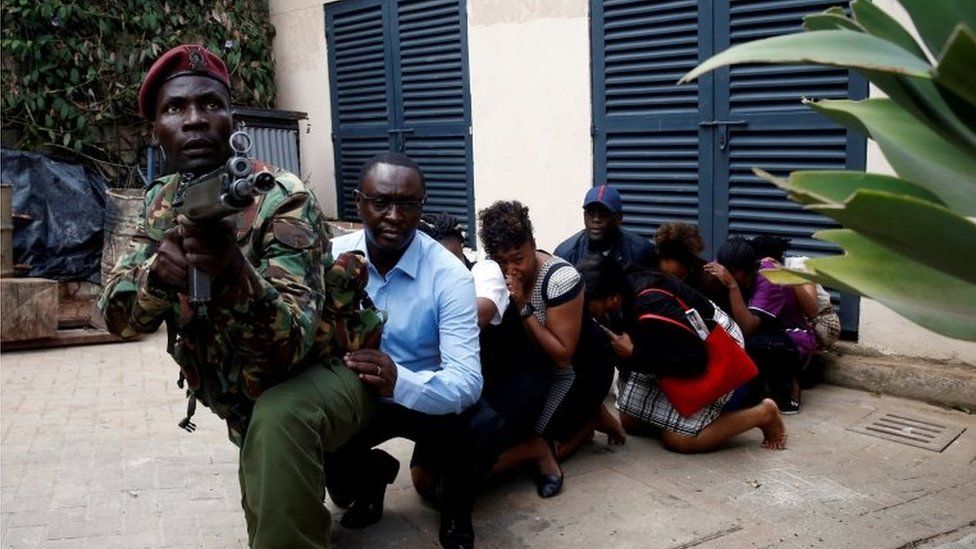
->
[329,400,484,516]
[744,331,803,406]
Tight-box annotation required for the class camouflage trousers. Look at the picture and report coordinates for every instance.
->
[238,362,374,549]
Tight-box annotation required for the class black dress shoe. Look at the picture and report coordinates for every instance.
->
[439,512,474,549]
[339,449,400,529]
[535,472,563,499]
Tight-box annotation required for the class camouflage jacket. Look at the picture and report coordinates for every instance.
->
[98,165,382,446]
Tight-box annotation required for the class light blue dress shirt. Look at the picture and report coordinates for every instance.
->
[330,230,482,415]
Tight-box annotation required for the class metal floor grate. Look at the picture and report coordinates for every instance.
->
[847,411,966,453]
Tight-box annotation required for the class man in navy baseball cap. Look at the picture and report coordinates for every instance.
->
[554,184,656,268]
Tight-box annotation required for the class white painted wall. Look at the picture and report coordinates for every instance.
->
[269,0,976,364]
[856,0,976,364]
[467,0,593,253]
[269,0,341,216]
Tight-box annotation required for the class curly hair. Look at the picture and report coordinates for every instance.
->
[478,200,534,257]
[654,222,705,260]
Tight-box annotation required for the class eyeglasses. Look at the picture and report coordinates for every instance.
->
[354,190,427,214]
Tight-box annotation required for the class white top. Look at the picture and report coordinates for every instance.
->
[471,259,509,326]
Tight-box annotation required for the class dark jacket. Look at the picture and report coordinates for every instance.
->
[554,227,657,269]
[622,270,715,378]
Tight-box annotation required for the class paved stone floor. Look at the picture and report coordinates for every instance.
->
[2,332,975,548]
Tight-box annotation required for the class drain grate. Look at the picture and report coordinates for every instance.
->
[847,411,966,453]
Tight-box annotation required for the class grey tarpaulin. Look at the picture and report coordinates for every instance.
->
[1,148,107,283]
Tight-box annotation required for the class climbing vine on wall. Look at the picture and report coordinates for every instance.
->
[1,0,277,187]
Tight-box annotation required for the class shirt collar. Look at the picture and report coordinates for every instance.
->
[362,229,422,280]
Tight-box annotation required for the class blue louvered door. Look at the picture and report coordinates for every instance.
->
[591,0,866,334]
[714,0,867,332]
[591,0,712,241]
[326,0,397,220]
[396,0,474,232]
[326,0,474,235]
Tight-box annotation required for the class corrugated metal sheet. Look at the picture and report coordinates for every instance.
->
[243,126,301,176]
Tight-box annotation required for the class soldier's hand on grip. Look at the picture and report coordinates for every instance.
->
[152,226,189,290]
[178,214,245,280]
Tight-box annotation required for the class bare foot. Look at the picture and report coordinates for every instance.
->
[595,403,627,445]
[758,399,788,450]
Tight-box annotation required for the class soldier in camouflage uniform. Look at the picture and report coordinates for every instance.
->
[98,44,379,549]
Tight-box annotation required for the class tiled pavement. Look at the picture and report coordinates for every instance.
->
[2,332,975,548]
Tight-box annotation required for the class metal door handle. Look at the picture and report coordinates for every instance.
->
[388,128,414,152]
[698,120,748,127]
[699,120,748,150]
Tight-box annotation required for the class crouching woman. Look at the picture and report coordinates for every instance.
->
[577,255,787,453]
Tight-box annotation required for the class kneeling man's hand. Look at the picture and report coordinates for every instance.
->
[344,349,397,397]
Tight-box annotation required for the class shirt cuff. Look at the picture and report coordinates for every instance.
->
[392,363,435,409]
[135,256,178,314]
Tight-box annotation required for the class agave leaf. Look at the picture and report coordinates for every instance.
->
[755,168,945,207]
[807,98,976,215]
[809,190,976,284]
[805,230,976,341]
[895,0,976,58]
[804,11,863,32]
[759,268,816,287]
[933,26,976,114]
[762,267,860,295]
[679,30,931,84]
[851,0,929,60]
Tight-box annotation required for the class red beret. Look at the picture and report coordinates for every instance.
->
[138,44,231,119]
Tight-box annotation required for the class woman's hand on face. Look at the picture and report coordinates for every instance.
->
[704,262,736,289]
[505,273,525,307]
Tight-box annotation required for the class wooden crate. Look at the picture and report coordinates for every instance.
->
[1,278,59,342]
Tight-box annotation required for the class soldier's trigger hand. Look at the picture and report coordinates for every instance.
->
[153,226,189,290]
[344,349,397,398]
[178,215,241,278]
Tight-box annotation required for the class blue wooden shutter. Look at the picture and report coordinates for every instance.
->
[590,0,711,240]
[326,0,396,220]
[396,0,475,241]
[714,0,867,331]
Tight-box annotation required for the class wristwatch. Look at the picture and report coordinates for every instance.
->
[519,302,535,319]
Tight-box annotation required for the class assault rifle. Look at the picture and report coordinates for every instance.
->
[171,130,275,303]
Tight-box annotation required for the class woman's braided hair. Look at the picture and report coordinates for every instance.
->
[419,212,466,243]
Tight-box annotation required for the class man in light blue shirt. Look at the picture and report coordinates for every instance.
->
[326,152,482,549]
[331,229,481,413]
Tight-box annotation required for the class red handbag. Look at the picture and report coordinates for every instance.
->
[637,288,758,417]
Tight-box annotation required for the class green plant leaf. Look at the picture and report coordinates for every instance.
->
[680,30,932,83]
[807,98,976,215]
[804,11,863,32]
[784,229,976,341]
[755,168,946,207]
[851,0,929,60]
[809,190,976,284]
[896,0,976,58]
[934,26,976,112]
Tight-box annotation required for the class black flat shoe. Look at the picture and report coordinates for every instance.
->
[339,449,400,529]
[439,512,475,549]
[536,473,563,498]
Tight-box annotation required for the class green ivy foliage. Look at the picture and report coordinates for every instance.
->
[1,0,277,187]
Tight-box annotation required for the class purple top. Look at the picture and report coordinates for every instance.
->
[748,259,816,360]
